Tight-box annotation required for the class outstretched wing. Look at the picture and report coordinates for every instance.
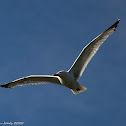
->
[68,19,120,80]
[0,75,62,88]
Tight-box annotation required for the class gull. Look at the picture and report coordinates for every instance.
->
[0,19,120,94]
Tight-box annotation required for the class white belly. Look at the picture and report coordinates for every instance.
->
[59,72,78,89]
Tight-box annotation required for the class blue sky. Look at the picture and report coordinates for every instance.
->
[0,0,125,126]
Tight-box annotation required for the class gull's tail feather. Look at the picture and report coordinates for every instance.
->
[71,84,87,95]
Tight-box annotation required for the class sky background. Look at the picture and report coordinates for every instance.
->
[0,0,125,126]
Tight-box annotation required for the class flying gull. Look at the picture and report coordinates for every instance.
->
[0,19,120,94]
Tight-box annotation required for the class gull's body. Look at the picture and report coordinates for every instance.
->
[0,19,120,94]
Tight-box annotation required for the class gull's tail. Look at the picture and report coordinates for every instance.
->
[71,84,87,95]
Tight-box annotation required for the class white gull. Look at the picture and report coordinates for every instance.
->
[0,19,120,94]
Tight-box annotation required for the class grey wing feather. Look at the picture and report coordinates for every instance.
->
[68,19,120,80]
[0,75,61,88]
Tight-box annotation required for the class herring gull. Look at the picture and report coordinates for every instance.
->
[0,19,120,94]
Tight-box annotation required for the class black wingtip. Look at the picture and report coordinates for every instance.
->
[0,84,11,88]
[105,19,120,32]
[114,19,120,28]
[112,19,120,28]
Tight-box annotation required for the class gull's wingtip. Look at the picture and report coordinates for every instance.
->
[118,18,120,22]
[0,83,11,88]
[116,18,120,25]
[113,19,120,28]
[105,19,120,32]
[114,19,120,29]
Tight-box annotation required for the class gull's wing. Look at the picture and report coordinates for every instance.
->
[68,19,120,80]
[0,75,62,88]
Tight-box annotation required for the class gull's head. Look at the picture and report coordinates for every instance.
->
[53,70,66,77]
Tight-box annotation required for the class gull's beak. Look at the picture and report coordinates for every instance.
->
[53,73,58,76]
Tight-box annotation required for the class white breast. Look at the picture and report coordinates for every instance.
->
[59,72,78,89]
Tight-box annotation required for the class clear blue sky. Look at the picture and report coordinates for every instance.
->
[0,0,125,126]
